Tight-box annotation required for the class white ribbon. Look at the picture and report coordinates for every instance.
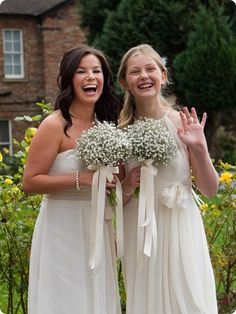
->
[89,165,123,270]
[191,188,204,207]
[137,159,157,270]
[114,176,124,259]
[161,183,189,210]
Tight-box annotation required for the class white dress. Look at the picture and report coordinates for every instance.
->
[122,114,218,314]
[28,149,121,314]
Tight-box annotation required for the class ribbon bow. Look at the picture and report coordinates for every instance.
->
[137,159,157,270]
[161,183,188,210]
[89,165,123,270]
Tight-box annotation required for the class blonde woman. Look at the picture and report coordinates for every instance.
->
[118,44,218,314]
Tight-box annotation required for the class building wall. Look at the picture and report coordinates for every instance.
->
[0,2,85,144]
[41,3,86,104]
[0,16,45,142]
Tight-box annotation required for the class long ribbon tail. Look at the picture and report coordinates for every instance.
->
[89,169,100,268]
[143,165,156,257]
[137,162,158,268]
[115,176,124,259]
[137,165,146,271]
[89,168,107,270]
[191,188,204,206]
[89,166,120,270]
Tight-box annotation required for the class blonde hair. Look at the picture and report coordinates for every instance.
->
[118,44,170,128]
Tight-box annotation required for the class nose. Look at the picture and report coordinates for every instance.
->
[86,70,95,80]
[140,69,148,80]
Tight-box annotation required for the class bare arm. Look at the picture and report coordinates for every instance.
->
[118,164,141,205]
[177,107,219,198]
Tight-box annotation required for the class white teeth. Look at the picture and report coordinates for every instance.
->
[83,84,97,89]
[82,84,97,93]
[138,83,153,89]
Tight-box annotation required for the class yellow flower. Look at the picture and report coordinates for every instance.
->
[4,178,13,185]
[12,186,20,194]
[219,172,233,183]
[200,203,209,211]
[25,127,37,137]
[0,152,2,162]
[219,161,232,170]
[3,147,9,154]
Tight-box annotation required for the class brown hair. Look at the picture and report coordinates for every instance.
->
[55,45,121,135]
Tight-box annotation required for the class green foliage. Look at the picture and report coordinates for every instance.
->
[93,0,202,72]
[0,102,51,313]
[0,138,41,314]
[173,4,236,111]
[77,0,120,43]
[218,126,236,163]
[200,162,236,313]
[117,260,126,312]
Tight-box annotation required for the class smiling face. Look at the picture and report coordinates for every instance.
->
[72,53,104,105]
[122,52,166,102]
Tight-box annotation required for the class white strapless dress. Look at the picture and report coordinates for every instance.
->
[28,149,121,314]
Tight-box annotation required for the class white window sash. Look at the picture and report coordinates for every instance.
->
[0,120,13,154]
[3,29,24,79]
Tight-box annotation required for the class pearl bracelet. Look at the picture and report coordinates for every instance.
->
[120,180,133,196]
[76,171,80,191]
[122,189,134,197]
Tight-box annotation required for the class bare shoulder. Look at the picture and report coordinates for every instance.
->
[167,108,183,129]
[39,110,64,133]
[30,110,65,150]
[25,111,66,176]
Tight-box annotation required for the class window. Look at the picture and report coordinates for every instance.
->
[3,29,24,79]
[0,120,12,154]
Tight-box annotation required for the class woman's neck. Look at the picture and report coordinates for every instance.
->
[135,97,167,120]
[69,102,95,123]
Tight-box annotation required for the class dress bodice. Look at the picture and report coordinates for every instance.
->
[45,149,91,201]
[48,149,79,175]
[125,113,192,192]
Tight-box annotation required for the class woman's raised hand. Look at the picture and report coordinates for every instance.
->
[177,107,207,148]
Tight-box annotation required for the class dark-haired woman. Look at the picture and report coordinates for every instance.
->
[23,46,121,314]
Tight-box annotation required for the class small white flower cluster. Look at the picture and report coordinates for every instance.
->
[125,118,177,165]
[75,121,131,168]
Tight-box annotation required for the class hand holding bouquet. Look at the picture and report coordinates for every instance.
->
[125,117,178,262]
[75,121,131,269]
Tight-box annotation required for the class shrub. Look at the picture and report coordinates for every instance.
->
[200,161,236,313]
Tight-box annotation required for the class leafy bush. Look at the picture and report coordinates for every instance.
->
[200,161,236,313]
[0,102,52,314]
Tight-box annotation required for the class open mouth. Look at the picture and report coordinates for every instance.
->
[138,83,153,89]
[82,84,98,93]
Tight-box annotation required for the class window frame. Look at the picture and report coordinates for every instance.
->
[0,119,13,154]
[2,28,24,79]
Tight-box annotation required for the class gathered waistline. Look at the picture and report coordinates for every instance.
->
[156,180,192,192]
[43,188,91,201]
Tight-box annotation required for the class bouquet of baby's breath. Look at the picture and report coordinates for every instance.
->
[125,117,177,165]
[125,117,178,197]
[75,121,131,168]
[75,121,131,205]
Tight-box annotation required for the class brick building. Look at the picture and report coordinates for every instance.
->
[0,0,85,153]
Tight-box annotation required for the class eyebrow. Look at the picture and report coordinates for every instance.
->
[128,63,157,69]
[77,65,102,69]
